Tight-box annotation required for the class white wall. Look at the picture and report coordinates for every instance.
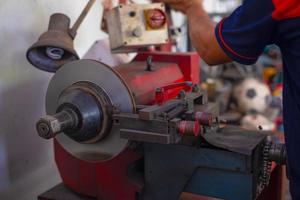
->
[0,0,106,199]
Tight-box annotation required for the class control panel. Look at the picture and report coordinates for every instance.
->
[107,3,169,53]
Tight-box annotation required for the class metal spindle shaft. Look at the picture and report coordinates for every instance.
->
[36,109,78,139]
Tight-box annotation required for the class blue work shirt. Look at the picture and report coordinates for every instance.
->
[215,0,300,198]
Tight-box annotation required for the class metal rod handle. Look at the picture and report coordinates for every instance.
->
[69,0,96,38]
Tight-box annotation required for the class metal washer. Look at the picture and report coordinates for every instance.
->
[46,59,135,162]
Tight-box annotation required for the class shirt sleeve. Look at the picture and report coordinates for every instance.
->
[215,0,276,65]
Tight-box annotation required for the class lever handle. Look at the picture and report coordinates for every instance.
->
[69,0,96,38]
[155,81,193,105]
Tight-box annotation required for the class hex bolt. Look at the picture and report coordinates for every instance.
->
[36,109,78,139]
[146,56,154,71]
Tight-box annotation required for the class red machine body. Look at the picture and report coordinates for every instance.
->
[54,52,200,199]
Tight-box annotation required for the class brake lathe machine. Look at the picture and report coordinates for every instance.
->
[27,2,286,200]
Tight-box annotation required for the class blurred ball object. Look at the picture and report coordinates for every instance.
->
[233,78,271,114]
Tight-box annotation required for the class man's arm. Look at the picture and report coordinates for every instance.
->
[158,0,231,65]
[161,0,277,66]
[186,4,232,65]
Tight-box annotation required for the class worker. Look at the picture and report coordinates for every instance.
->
[160,0,300,199]
[102,0,300,199]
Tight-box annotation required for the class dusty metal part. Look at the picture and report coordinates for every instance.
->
[27,0,95,72]
[45,60,135,161]
[48,13,71,32]
[106,3,168,53]
[116,91,206,144]
[38,81,114,143]
[55,82,114,143]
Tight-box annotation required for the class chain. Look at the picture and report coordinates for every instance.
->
[257,139,272,196]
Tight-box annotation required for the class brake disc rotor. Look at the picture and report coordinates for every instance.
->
[46,59,135,162]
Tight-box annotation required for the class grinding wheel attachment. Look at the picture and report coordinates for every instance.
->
[45,60,135,161]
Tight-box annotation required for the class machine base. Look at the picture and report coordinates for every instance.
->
[38,166,285,200]
[38,183,94,200]
[38,184,224,200]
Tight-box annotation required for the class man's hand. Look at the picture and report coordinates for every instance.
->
[157,0,203,14]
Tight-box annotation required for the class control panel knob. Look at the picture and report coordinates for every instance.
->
[132,26,143,37]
